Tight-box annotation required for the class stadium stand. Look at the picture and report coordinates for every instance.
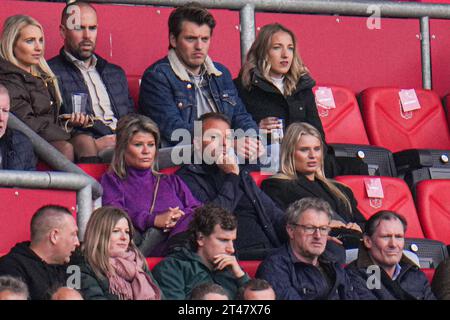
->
[2,1,450,297]
[360,87,450,188]
[0,188,77,253]
[334,175,448,268]
[415,179,450,245]
[313,85,397,176]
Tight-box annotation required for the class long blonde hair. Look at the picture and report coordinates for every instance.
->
[239,23,309,96]
[82,206,147,279]
[0,15,62,106]
[275,122,353,213]
[110,114,161,179]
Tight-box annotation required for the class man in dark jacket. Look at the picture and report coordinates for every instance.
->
[346,210,436,300]
[139,3,260,156]
[176,112,286,260]
[152,204,250,300]
[256,197,358,300]
[0,205,80,300]
[48,2,134,162]
[0,85,36,170]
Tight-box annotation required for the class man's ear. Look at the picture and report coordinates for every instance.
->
[196,232,205,248]
[286,225,295,241]
[59,24,66,40]
[169,33,177,49]
[49,229,59,245]
[363,235,372,249]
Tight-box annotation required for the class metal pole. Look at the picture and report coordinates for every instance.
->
[0,170,96,239]
[7,114,102,199]
[91,0,450,19]
[420,16,432,90]
[77,184,92,240]
[240,4,255,65]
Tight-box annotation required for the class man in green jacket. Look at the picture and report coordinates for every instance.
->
[152,204,250,299]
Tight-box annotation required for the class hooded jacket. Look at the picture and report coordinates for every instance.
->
[0,242,69,300]
[152,246,250,300]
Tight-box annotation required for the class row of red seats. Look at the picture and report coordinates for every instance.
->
[71,163,450,245]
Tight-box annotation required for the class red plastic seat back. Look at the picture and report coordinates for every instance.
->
[313,85,369,145]
[360,87,450,152]
[249,171,272,188]
[334,176,425,238]
[159,166,180,175]
[415,179,450,244]
[146,257,164,270]
[421,268,435,284]
[0,188,77,253]
[127,75,141,110]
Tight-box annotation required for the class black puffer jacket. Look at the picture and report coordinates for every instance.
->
[0,242,69,300]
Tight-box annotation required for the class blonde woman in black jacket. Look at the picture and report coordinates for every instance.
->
[261,122,366,249]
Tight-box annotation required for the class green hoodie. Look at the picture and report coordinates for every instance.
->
[152,247,250,300]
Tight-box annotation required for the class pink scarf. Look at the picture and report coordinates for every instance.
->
[108,249,161,300]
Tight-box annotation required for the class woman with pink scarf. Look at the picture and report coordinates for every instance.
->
[79,206,163,300]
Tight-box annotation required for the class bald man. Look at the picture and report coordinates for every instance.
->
[51,287,83,300]
[48,1,134,162]
[0,84,36,170]
[0,205,80,300]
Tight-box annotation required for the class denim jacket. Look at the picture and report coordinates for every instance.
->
[139,50,258,145]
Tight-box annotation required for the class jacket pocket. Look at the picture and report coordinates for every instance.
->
[220,90,237,107]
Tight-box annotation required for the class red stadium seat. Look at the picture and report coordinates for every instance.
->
[127,75,141,110]
[313,85,369,145]
[421,268,435,284]
[360,87,450,152]
[415,179,450,244]
[334,175,425,238]
[159,166,180,175]
[77,164,110,182]
[146,257,164,269]
[249,171,272,188]
[0,188,77,253]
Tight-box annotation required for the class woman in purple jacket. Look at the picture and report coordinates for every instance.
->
[101,114,201,256]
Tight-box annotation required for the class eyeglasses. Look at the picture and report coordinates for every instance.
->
[291,224,331,235]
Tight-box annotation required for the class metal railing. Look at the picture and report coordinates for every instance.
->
[7,113,102,199]
[0,170,93,239]
[91,0,450,90]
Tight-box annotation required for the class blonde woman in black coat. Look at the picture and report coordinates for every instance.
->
[261,122,366,249]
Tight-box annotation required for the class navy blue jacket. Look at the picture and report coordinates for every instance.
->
[176,164,286,258]
[48,49,134,137]
[346,246,436,300]
[138,54,258,145]
[0,129,36,170]
[256,243,358,300]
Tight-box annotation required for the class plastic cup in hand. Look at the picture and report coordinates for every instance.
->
[71,93,88,114]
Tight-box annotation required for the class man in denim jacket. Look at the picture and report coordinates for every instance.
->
[139,3,260,157]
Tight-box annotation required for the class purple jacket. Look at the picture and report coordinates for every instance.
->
[101,167,201,236]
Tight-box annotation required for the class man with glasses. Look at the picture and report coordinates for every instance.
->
[346,210,435,300]
[256,197,358,300]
